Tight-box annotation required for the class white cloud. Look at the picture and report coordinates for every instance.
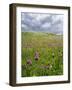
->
[21,12,63,34]
[21,24,26,28]
[52,15,63,24]
[42,22,51,28]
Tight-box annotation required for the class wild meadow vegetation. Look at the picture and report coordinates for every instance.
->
[21,32,63,77]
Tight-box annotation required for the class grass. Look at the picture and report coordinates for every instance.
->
[21,32,63,77]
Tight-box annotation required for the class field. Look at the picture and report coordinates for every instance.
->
[21,32,63,77]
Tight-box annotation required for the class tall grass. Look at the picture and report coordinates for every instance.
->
[21,32,63,77]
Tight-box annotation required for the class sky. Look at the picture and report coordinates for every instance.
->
[21,12,64,34]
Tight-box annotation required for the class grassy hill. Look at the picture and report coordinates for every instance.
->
[21,32,63,77]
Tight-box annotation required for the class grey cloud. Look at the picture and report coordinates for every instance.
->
[21,12,64,34]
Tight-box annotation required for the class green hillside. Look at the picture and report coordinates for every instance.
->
[21,32,63,77]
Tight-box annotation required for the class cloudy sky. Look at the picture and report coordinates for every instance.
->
[21,12,64,34]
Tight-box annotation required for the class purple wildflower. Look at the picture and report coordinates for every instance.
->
[34,51,39,61]
[27,59,32,65]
